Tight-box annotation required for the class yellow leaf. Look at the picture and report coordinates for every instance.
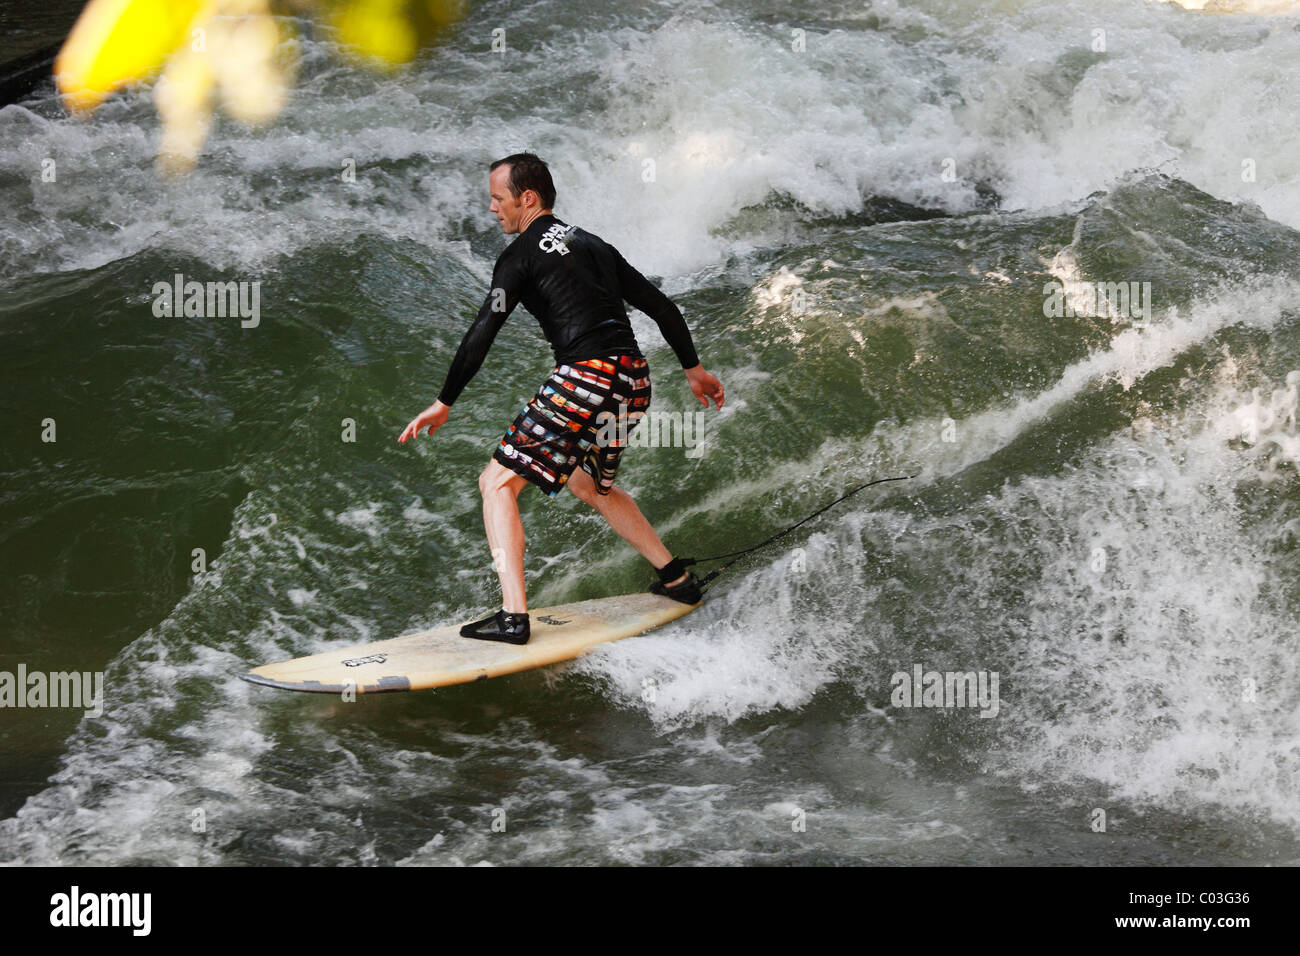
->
[55,0,208,114]
[333,0,418,68]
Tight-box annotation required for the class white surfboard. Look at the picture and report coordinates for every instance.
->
[242,592,700,694]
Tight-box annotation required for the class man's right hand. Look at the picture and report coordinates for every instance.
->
[684,365,724,409]
[398,400,450,443]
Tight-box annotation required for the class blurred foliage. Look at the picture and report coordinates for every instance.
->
[54,0,469,173]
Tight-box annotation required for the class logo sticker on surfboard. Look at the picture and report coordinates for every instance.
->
[343,654,388,667]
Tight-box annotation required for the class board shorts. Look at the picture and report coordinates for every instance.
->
[493,353,651,498]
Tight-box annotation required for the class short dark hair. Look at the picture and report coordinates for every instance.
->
[490,152,556,209]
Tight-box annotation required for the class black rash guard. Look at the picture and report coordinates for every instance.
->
[435,213,700,407]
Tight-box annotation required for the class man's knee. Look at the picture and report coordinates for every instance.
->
[567,466,601,506]
[480,459,524,497]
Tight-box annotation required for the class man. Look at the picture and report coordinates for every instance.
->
[398,153,725,645]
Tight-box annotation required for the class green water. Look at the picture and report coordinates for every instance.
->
[2,0,1300,865]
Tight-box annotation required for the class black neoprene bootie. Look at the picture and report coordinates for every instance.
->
[459,608,531,645]
[650,557,702,604]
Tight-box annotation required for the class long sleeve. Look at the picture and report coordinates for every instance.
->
[612,246,700,369]
[435,253,527,407]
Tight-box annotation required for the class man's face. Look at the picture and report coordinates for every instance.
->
[489,165,530,235]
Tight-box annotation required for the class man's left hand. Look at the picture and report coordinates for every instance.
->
[399,401,450,443]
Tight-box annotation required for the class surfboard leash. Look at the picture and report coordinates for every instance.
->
[672,473,920,594]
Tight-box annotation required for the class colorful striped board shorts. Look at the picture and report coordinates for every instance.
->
[493,353,651,497]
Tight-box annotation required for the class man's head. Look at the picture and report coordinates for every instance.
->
[489,152,555,234]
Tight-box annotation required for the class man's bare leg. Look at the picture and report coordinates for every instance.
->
[566,466,690,587]
[478,459,530,613]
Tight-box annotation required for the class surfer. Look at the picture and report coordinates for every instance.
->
[399,153,725,645]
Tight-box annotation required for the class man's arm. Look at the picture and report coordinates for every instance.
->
[435,256,526,407]
[398,254,526,444]
[611,246,700,370]
[611,245,723,409]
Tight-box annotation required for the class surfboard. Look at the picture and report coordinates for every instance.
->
[241,591,700,694]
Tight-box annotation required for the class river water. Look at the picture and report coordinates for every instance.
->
[1,0,1298,865]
